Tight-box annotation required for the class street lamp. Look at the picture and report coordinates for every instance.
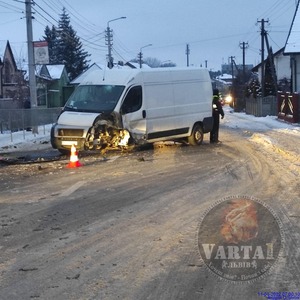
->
[138,44,152,68]
[106,17,126,69]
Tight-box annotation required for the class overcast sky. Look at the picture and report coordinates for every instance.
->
[0,0,298,71]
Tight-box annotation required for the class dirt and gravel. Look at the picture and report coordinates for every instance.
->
[0,126,299,300]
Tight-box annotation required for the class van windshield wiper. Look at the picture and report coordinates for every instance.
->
[64,105,77,111]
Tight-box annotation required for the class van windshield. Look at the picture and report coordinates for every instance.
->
[64,85,125,113]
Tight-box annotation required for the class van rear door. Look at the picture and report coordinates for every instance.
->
[120,85,146,143]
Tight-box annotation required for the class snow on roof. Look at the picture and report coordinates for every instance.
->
[217,73,233,80]
[46,65,65,79]
[285,2,300,54]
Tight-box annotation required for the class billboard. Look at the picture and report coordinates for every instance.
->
[34,41,49,65]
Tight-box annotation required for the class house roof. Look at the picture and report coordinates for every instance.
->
[0,40,17,69]
[217,73,234,80]
[252,47,285,71]
[46,65,65,79]
[37,64,66,80]
[285,1,300,54]
[0,40,11,61]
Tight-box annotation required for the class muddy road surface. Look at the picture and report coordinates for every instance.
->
[0,127,299,300]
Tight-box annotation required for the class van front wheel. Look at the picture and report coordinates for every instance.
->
[188,124,203,145]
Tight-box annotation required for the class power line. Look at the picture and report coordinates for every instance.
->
[32,0,108,56]
[18,1,106,60]
[0,1,23,12]
[33,1,58,24]
[56,0,103,35]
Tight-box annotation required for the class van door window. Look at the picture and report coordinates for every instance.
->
[121,86,142,114]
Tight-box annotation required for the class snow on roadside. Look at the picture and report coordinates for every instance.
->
[0,125,52,153]
[223,105,299,130]
[222,106,300,133]
[222,106,300,174]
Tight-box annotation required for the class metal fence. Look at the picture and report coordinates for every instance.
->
[245,96,277,117]
[0,107,62,133]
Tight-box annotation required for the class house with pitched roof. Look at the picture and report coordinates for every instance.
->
[36,64,71,107]
[281,1,300,122]
[285,1,300,92]
[252,47,291,92]
[0,41,28,108]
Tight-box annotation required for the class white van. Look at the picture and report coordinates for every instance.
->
[51,67,214,153]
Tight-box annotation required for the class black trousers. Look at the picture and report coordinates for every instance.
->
[210,116,220,143]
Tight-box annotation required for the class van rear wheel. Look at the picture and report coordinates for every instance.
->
[188,124,203,145]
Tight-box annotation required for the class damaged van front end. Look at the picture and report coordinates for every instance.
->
[50,83,131,153]
[51,111,131,153]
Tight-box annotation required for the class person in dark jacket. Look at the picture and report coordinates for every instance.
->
[210,89,224,143]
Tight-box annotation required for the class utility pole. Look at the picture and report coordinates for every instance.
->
[106,17,126,69]
[106,25,113,68]
[229,56,235,81]
[138,44,152,68]
[25,0,37,108]
[239,42,249,83]
[257,19,269,97]
[25,0,38,134]
[186,44,190,67]
[229,56,236,110]
[138,51,143,68]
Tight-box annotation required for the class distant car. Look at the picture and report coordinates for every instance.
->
[225,94,233,105]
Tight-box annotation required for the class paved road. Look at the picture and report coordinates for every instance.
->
[0,128,299,299]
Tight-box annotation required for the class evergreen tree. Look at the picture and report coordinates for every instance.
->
[43,8,90,80]
[44,25,60,64]
[246,74,261,98]
[264,51,276,96]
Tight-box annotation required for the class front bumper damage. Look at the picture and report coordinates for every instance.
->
[51,112,131,152]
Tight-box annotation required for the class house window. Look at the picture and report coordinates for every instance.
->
[37,88,46,106]
[4,60,13,84]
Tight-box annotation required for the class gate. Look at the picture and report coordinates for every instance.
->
[277,92,299,123]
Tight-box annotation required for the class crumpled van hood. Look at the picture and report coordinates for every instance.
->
[58,111,100,126]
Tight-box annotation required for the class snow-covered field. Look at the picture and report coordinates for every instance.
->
[0,107,299,154]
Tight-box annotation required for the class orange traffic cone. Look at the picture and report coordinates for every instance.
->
[66,144,82,168]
